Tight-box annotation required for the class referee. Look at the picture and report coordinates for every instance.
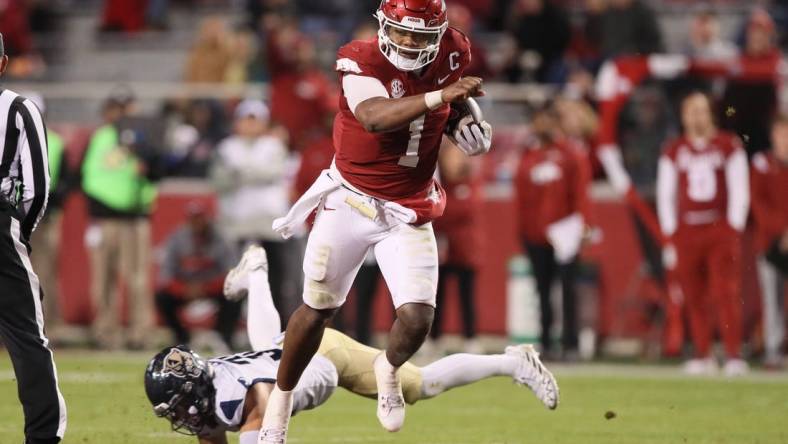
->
[0,34,67,444]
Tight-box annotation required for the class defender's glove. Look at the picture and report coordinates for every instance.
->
[445,97,492,156]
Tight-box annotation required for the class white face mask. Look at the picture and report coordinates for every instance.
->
[386,49,426,71]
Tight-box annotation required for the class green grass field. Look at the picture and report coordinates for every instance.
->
[1,352,787,443]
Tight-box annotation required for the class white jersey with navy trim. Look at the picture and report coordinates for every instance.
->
[209,349,281,431]
[205,349,338,434]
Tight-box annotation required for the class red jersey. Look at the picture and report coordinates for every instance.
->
[333,28,471,223]
[515,140,591,244]
[751,151,788,252]
[661,132,744,228]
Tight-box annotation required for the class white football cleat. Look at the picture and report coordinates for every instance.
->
[374,352,405,432]
[505,344,559,410]
[722,359,750,377]
[683,357,719,376]
[223,244,268,301]
[259,427,287,444]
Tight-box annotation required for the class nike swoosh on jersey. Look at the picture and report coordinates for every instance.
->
[438,74,452,85]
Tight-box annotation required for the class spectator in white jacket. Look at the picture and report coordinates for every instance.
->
[210,99,293,324]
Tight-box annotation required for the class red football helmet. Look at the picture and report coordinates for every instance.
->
[376,0,449,71]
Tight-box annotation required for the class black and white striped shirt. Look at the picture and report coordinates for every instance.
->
[0,88,50,239]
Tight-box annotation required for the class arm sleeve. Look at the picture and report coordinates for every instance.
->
[656,155,678,237]
[342,74,389,115]
[725,148,750,231]
[16,100,50,239]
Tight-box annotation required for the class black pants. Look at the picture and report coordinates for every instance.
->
[432,265,477,339]
[0,210,65,443]
[155,290,242,349]
[354,264,382,345]
[525,241,579,353]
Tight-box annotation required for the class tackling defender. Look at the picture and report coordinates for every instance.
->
[263,1,496,441]
[144,246,559,443]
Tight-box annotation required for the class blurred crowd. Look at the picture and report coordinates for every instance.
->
[3,0,787,369]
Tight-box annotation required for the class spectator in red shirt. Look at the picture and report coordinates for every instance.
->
[431,141,485,352]
[155,203,241,351]
[657,92,750,376]
[751,115,788,368]
[265,19,337,151]
[515,104,591,358]
[100,0,147,33]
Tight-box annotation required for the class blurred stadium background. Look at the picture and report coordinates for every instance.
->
[1,0,788,441]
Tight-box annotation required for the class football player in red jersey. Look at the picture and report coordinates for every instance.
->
[656,91,750,376]
[259,1,556,442]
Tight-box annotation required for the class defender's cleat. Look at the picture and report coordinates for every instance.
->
[374,353,406,432]
[223,244,268,301]
[506,344,559,410]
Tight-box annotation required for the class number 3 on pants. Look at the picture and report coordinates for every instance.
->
[398,115,425,168]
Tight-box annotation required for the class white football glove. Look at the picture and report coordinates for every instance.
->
[453,116,492,156]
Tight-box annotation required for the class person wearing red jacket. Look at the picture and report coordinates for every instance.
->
[265,20,338,151]
[155,203,241,351]
[657,91,750,376]
[432,141,484,351]
[515,104,591,359]
[751,115,788,368]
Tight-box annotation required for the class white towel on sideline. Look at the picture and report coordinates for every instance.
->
[546,213,585,264]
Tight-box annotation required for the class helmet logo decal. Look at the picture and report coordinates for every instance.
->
[162,348,202,379]
[390,79,406,98]
[402,16,425,26]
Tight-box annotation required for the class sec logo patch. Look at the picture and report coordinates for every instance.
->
[390,79,405,98]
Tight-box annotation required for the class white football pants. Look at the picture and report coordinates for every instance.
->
[301,186,439,310]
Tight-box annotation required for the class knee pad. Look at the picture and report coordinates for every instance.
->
[304,279,344,310]
[303,244,344,309]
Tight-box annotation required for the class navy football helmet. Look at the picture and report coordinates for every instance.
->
[144,345,217,435]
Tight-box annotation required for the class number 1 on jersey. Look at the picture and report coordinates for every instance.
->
[398,115,425,168]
